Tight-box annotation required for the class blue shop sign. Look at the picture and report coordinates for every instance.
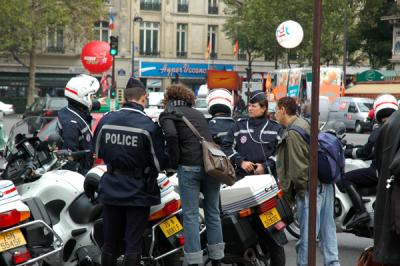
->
[140,62,234,78]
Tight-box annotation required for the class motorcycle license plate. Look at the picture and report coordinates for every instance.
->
[259,208,282,229]
[0,229,27,252]
[159,216,183,238]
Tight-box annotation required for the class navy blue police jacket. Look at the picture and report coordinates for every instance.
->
[58,104,95,175]
[222,116,283,179]
[94,102,168,207]
[208,115,235,145]
[344,123,382,169]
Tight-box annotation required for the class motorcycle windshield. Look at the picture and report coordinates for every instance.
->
[6,116,55,156]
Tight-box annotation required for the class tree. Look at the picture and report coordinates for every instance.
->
[357,0,396,68]
[0,0,104,104]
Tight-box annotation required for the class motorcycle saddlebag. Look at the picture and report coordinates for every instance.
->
[275,197,294,225]
[221,214,258,254]
[22,197,54,247]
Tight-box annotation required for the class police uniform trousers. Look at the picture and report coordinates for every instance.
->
[344,167,378,188]
[102,204,150,255]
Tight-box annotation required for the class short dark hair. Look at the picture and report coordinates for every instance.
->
[125,78,146,101]
[124,87,146,101]
[277,97,297,116]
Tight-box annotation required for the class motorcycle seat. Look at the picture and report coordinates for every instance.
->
[68,193,103,224]
[357,186,376,196]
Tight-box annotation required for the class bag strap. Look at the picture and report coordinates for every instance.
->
[288,125,310,144]
[181,116,205,141]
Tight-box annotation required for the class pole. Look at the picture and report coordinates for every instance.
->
[309,0,322,266]
[111,55,116,88]
[132,40,135,77]
[343,0,348,86]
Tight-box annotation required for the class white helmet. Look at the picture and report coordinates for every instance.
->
[206,89,233,116]
[65,74,100,109]
[373,94,398,122]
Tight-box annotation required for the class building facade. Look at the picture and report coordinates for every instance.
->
[0,0,274,111]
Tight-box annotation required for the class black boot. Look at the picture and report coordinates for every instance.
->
[101,252,117,266]
[122,253,140,266]
[345,184,370,228]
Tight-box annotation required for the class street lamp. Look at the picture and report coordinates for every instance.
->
[132,14,143,77]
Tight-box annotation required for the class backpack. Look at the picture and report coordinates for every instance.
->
[288,125,345,184]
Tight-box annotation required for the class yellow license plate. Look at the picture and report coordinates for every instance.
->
[0,229,27,252]
[159,216,183,238]
[259,208,282,229]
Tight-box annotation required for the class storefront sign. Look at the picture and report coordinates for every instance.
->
[140,62,234,78]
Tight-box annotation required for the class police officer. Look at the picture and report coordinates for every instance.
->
[343,94,398,228]
[222,90,282,179]
[221,90,284,266]
[94,78,168,266]
[58,74,102,175]
[207,89,235,145]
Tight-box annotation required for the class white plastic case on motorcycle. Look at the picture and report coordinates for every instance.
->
[220,174,279,213]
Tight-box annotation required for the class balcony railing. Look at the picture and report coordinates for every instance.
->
[208,5,218,15]
[177,51,187,58]
[210,52,218,59]
[46,46,64,53]
[178,4,188,12]
[238,53,246,60]
[140,2,161,11]
[139,50,160,56]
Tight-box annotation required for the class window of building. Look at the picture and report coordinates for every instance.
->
[178,0,188,12]
[396,30,400,37]
[140,0,161,11]
[94,21,109,42]
[47,27,64,53]
[208,25,217,59]
[140,22,160,56]
[208,0,218,14]
[177,24,187,57]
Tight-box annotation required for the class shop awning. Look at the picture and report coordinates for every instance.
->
[346,83,400,94]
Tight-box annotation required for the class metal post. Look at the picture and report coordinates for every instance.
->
[111,55,116,111]
[309,0,322,266]
[343,0,348,85]
[132,40,135,77]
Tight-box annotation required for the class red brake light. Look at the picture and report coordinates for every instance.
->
[0,210,21,229]
[257,197,277,214]
[163,199,180,216]
[13,249,31,264]
[43,110,54,116]
[178,235,185,246]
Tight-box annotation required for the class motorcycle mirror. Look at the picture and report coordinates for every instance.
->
[47,132,63,150]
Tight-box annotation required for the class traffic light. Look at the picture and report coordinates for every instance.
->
[110,87,116,99]
[109,36,118,56]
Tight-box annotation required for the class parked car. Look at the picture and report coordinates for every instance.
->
[327,97,374,133]
[23,97,68,118]
[0,101,15,115]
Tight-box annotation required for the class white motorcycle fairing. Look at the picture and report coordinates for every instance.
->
[17,169,93,266]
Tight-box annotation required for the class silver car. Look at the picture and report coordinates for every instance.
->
[327,97,374,133]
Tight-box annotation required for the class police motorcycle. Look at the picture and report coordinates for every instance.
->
[1,117,102,266]
[169,172,292,266]
[285,120,375,240]
[84,166,193,266]
[0,180,63,266]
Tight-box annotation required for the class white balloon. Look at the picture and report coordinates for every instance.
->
[276,20,304,49]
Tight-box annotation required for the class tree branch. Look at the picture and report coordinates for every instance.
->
[10,49,28,68]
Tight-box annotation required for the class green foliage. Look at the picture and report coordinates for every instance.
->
[223,0,393,69]
[357,0,396,68]
[0,0,104,57]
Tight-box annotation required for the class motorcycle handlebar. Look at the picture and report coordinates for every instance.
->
[54,149,92,158]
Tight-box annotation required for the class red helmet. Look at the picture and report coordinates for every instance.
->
[368,109,375,120]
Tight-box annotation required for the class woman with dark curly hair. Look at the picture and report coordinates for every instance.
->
[159,84,224,266]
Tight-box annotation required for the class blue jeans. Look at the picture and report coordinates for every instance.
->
[178,165,225,264]
[296,184,340,266]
